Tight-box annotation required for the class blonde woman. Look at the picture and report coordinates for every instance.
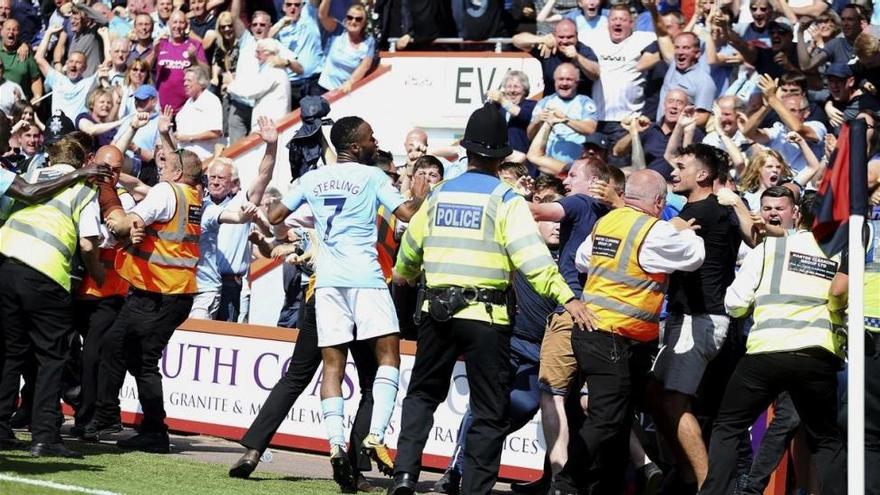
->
[316,0,375,94]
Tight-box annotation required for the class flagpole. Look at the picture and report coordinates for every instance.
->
[847,119,868,495]
[848,214,865,495]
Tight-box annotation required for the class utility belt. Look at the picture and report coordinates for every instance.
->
[421,286,508,323]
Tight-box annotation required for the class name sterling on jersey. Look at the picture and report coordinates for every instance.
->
[312,180,362,196]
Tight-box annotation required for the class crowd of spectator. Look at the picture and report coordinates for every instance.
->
[0,0,879,494]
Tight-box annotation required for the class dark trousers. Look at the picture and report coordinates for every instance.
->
[450,335,541,472]
[867,333,880,494]
[240,296,377,473]
[93,289,192,433]
[743,391,801,495]
[555,330,655,494]
[394,314,512,495]
[703,351,846,495]
[0,260,73,443]
[216,276,243,322]
[73,296,125,426]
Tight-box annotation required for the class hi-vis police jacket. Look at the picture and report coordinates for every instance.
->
[724,230,844,358]
[394,170,575,325]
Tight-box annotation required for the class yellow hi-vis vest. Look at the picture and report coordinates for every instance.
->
[748,230,844,358]
[583,207,667,342]
[395,177,573,324]
[0,165,96,292]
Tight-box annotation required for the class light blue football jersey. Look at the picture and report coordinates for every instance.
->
[281,162,405,288]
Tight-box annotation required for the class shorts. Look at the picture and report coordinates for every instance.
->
[314,287,399,347]
[652,312,730,396]
[538,312,579,396]
[189,290,220,320]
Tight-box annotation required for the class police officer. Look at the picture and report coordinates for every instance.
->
[0,138,103,457]
[702,192,846,495]
[388,104,594,495]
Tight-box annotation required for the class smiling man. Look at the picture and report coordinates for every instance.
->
[526,63,599,165]
[656,32,716,126]
[34,24,99,119]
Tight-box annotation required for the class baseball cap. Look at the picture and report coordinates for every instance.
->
[132,84,158,100]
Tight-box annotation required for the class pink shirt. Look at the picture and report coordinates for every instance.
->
[154,38,207,113]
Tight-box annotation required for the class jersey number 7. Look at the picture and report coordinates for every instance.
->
[323,197,346,240]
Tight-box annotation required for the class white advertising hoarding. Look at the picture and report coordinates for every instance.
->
[118,328,544,479]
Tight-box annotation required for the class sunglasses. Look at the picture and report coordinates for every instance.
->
[346,14,364,21]
[285,1,303,6]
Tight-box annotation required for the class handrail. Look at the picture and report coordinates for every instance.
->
[386,37,514,54]
[222,64,392,282]
[221,64,392,160]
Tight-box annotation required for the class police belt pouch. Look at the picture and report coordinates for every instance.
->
[426,287,506,321]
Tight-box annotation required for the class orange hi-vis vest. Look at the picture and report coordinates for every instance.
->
[116,182,202,294]
[376,205,399,283]
[79,247,130,299]
[582,207,668,342]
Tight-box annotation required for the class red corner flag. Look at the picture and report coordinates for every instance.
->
[813,123,850,256]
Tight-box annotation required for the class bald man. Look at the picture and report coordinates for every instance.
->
[71,145,137,437]
[556,169,705,492]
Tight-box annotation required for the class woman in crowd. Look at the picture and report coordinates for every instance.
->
[76,88,123,150]
[738,149,793,211]
[487,70,536,168]
[204,11,243,135]
[151,10,208,113]
[118,59,154,119]
[316,0,375,94]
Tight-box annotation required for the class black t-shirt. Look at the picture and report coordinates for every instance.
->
[531,42,598,97]
[667,194,741,315]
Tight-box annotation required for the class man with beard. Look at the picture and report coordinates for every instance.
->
[35,24,101,119]
[527,63,599,165]
[267,116,428,488]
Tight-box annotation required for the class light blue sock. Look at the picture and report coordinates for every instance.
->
[369,365,400,441]
[321,397,345,448]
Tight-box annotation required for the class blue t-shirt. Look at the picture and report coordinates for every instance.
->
[557,194,609,298]
[532,94,599,165]
[45,70,97,119]
[194,202,226,292]
[0,167,14,198]
[317,28,375,90]
[276,16,324,81]
[281,162,405,288]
